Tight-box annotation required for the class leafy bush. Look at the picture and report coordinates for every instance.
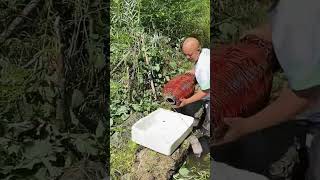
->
[140,0,210,47]
[211,0,270,43]
[0,0,107,179]
[110,0,209,178]
[110,0,209,134]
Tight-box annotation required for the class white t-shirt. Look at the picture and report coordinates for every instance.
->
[195,48,210,100]
[270,0,320,122]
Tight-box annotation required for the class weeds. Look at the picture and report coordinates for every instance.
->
[0,0,107,179]
[110,0,209,178]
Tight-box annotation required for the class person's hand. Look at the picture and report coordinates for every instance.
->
[213,117,252,146]
[177,98,189,108]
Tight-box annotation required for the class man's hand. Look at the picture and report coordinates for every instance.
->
[214,84,312,146]
[175,90,208,108]
[213,117,251,146]
[177,98,190,108]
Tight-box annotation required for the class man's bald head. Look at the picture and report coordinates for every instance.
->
[182,37,201,62]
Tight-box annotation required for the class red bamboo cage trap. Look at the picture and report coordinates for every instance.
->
[162,73,196,106]
[211,35,276,141]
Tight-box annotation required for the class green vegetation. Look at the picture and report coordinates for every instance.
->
[110,141,138,177]
[110,0,209,179]
[110,0,210,132]
[174,154,210,180]
[0,1,107,179]
[212,0,271,43]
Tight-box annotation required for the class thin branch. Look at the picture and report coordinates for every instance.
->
[54,15,66,129]
[110,59,124,74]
[0,0,41,43]
[110,51,130,74]
[141,36,157,100]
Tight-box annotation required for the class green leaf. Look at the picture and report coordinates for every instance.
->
[154,64,160,72]
[132,104,141,111]
[42,103,54,117]
[8,121,34,137]
[0,137,10,145]
[116,106,129,116]
[16,158,42,170]
[0,166,14,175]
[3,174,15,180]
[178,168,189,177]
[74,137,98,156]
[42,158,63,177]
[94,53,106,70]
[69,109,79,126]
[90,33,99,40]
[64,152,75,168]
[169,61,177,68]
[35,167,48,180]
[44,87,55,98]
[71,89,84,108]
[24,140,52,159]
[23,105,33,121]
[7,144,20,155]
[219,22,238,39]
[96,120,105,138]
[110,118,114,126]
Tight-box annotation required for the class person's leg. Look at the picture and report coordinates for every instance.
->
[174,100,204,117]
[306,128,320,180]
[212,120,307,177]
[202,100,210,137]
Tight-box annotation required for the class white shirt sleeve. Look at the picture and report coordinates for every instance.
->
[195,48,210,91]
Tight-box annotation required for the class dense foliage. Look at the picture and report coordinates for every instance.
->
[110,0,210,178]
[212,0,270,43]
[110,0,210,134]
[0,0,108,179]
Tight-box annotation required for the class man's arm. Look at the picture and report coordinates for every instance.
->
[214,84,314,145]
[245,85,310,133]
[178,89,209,107]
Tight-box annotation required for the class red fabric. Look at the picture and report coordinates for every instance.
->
[163,73,196,106]
[211,35,275,139]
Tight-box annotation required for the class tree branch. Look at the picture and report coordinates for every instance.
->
[0,0,41,43]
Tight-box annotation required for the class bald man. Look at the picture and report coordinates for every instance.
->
[179,37,210,136]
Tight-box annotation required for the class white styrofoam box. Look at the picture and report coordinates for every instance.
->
[131,108,194,156]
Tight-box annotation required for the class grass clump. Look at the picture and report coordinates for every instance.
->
[110,141,139,179]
